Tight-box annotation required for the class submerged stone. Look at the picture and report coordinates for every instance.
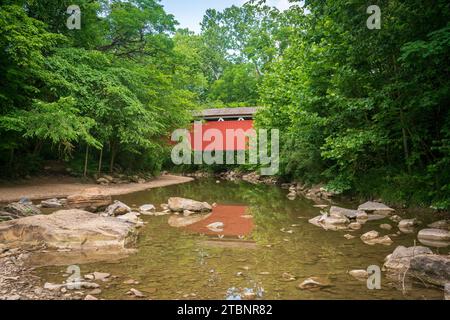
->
[168,213,212,228]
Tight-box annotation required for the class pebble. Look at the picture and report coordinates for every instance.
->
[348,222,362,230]
[89,288,102,295]
[349,270,369,279]
[123,279,139,285]
[298,278,329,290]
[93,272,110,281]
[127,288,145,298]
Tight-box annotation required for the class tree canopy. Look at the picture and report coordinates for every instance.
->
[0,0,449,209]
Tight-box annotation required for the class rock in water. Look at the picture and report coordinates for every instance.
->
[349,270,369,280]
[168,213,212,228]
[361,231,393,246]
[92,272,110,281]
[117,212,142,226]
[66,188,112,211]
[361,231,379,241]
[139,204,156,215]
[380,224,392,230]
[428,220,450,230]
[4,202,41,217]
[418,229,450,242]
[329,206,365,219]
[417,228,450,247]
[308,214,349,231]
[348,222,362,230]
[207,222,224,232]
[127,288,145,298]
[167,197,212,212]
[105,200,131,216]
[398,218,418,229]
[410,255,450,287]
[383,246,433,272]
[358,201,395,215]
[41,198,64,208]
[0,209,137,251]
[390,215,402,223]
[298,277,330,290]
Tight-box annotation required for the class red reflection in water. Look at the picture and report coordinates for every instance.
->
[186,205,253,237]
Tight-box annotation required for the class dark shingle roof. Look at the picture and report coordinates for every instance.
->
[193,107,260,118]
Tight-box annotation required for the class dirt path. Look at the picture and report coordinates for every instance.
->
[0,174,194,203]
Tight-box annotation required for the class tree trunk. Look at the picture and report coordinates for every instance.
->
[33,140,43,155]
[83,145,89,177]
[98,147,103,174]
[109,142,116,174]
[9,148,14,171]
[399,108,411,173]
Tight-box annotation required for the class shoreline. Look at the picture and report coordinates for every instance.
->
[0,174,194,203]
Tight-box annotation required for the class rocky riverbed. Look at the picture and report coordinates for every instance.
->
[0,177,449,300]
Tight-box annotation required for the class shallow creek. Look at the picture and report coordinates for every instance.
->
[35,179,448,299]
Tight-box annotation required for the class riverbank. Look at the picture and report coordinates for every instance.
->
[0,174,194,203]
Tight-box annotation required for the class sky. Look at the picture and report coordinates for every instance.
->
[159,0,294,33]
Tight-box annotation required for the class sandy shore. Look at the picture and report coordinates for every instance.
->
[0,174,194,203]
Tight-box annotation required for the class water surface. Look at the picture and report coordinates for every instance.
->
[37,179,447,300]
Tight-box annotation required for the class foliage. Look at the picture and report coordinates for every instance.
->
[0,1,192,176]
[256,0,450,208]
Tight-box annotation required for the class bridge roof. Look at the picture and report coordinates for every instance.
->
[193,107,260,119]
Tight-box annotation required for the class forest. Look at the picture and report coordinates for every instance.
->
[0,0,449,209]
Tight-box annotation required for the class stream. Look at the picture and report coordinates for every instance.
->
[35,179,448,300]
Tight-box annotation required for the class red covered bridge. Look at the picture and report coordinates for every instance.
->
[190,107,259,151]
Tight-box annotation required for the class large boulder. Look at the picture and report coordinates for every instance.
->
[0,209,137,251]
[383,245,433,272]
[418,229,450,241]
[167,197,212,213]
[66,188,112,211]
[358,201,395,215]
[417,228,450,248]
[410,255,450,287]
